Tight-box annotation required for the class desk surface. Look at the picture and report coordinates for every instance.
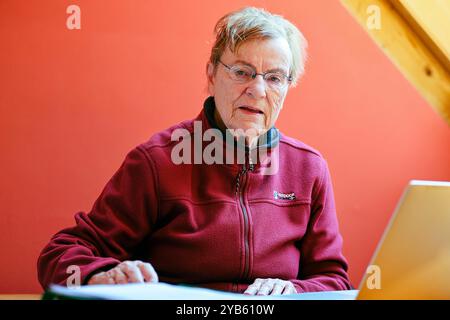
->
[0,294,41,300]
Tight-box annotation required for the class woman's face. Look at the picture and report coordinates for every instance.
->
[207,37,292,141]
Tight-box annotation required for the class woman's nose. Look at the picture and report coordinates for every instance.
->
[245,75,267,99]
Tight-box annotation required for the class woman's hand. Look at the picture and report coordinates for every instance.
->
[243,278,297,295]
[87,260,159,285]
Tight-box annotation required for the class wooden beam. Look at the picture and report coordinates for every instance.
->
[394,0,450,73]
[340,0,450,126]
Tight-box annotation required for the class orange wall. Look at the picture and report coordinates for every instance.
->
[1,0,449,293]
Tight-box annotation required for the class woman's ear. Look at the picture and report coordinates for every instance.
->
[206,62,215,96]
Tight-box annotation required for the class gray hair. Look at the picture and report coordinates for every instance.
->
[209,7,308,86]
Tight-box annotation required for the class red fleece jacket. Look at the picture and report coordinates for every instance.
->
[38,98,352,293]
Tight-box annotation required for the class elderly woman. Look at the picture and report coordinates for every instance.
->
[38,7,351,295]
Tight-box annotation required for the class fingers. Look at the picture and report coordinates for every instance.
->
[119,261,144,283]
[243,278,263,295]
[86,260,159,285]
[258,280,274,296]
[107,268,127,284]
[136,261,159,283]
[271,280,285,295]
[281,282,297,295]
[243,278,297,296]
[87,271,115,285]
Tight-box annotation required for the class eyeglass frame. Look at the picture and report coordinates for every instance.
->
[218,60,292,89]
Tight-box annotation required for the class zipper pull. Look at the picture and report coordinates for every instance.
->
[245,150,255,172]
[235,164,247,195]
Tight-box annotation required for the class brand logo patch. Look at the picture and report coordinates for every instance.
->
[273,191,296,200]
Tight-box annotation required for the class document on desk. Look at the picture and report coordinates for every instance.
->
[48,283,281,300]
[47,282,359,300]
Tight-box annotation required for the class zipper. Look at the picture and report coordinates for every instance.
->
[235,158,254,281]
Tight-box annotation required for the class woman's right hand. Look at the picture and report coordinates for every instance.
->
[87,260,159,285]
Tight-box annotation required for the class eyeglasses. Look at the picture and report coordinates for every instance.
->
[218,60,292,90]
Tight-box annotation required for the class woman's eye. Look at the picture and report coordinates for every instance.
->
[235,69,250,77]
[268,75,282,83]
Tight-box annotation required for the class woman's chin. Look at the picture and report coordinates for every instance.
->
[227,121,266,135]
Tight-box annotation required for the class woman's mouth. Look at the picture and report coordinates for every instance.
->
[238,106,264,115]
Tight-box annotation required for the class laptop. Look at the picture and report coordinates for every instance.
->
[297,180,450,300]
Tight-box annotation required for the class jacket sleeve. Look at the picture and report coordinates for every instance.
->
[37,146,159,289]
[289,158,352,292]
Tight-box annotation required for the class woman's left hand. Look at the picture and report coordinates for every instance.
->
[243,278,297,296]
